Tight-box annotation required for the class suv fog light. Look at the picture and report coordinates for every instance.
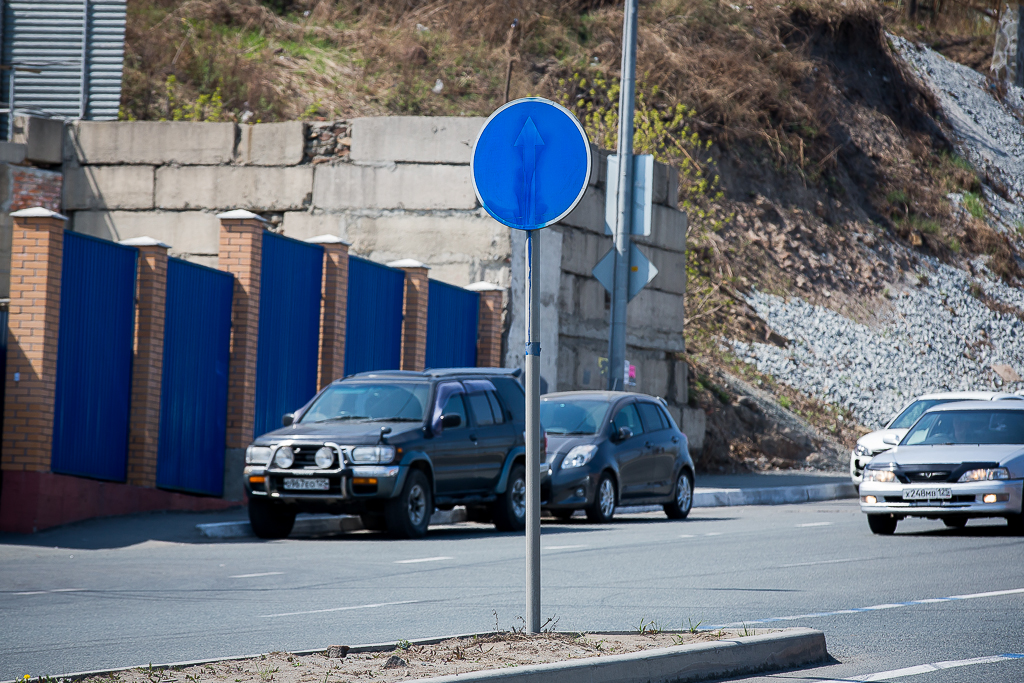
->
[315,447,334,469]
[863,495,877,504]
[274,446,294,468]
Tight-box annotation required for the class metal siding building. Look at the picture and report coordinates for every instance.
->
[1,0,125,133]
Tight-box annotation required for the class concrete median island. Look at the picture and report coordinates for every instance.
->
[32,629,828,683]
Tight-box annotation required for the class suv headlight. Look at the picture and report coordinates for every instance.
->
[246,446,273,465]
[562,445,598,469]
[351,446,396,464]
[862,468,896,483]
[273,446,295,469]
[315,447,335,469]
[958,467,1010,483]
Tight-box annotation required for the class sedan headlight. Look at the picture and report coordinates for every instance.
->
[246,446,272,465]
[958,467,1010,483]
[350,446,396,464]
[314,447,335,469]
[273,446,295,469]
[862,468,896,483]
[561,445,598,470]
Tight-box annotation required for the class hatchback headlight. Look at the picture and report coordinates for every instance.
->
[273,446,295,469]
[562,445,598,469]
[350,446,396,464]
[854,444,871,458]
[958,467,1010,483]
[314,447,335,469]
[862,468,896,483]
[246,446,272,465]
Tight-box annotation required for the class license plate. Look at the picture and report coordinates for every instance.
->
[903,487,952,500]
[283,477,329,491]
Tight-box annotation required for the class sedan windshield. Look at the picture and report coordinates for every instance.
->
[888,399,959,429]
[902,410,1024,445]
[301,382,430,423]
[540,399,609,435]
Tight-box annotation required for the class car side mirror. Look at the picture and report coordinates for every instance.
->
[616,426,633,442]
[441,414,462,429]
[282,413,295,427]
[882,434,899,446]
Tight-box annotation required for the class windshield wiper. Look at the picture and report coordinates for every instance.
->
[315,415,370,423]
[366,417,422,422]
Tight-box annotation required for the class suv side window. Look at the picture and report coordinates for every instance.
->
[485,391,506,424]
[612,403,644,435]
[492,377,526,423]
[467,392,495,426]
[637,402,668,431]
[442,394,468,429]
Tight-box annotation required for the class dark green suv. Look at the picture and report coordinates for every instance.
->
[243,368,530,539]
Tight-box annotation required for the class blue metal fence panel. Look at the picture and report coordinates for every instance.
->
[52,231,137,481]
[156,258,234,495]
[255,232,324,438]
[425,280,479,369]
[345,256,404,376]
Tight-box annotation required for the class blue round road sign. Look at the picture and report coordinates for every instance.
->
[472,98,591,231]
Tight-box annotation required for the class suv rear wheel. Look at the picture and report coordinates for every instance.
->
[248,498,296,539]
[493,464,527,531]
[385,469,432,539]
[586,473,616,523]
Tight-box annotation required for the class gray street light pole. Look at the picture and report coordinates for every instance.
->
[607,0,639,391]
[525,230,542,633]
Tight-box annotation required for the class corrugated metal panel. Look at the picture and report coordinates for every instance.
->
[254,232,323,438]
[1,0,125,133]
[156,258,233,496]
[52,231,137,481]
[345,256,404,376]
[425,280,479,369]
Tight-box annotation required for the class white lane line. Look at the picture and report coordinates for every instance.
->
[709,587,1024,629]
[814,653,1024,682]
[705,532,723,536]
[796,522,832,527]
[14,588,84,595]
[394,556,452,564]
[778,558,857,568]
[230,571,284,578]
[543,545,586,551]
[260,599,421,618]
[678,534,695,538]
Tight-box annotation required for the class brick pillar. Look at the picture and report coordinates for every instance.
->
[1,207,66,474]
[467,281,506,368]
[121,237,170,488]
[217,210,266,449]
[387,259,430,372]
[306,235,350,388]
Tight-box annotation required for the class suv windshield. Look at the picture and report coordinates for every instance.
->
[889,399,959,429]
[902,409,1024,445]
[301,382,431,423]
[540,399,610,435]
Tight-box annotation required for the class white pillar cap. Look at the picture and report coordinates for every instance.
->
[10,207,67,221]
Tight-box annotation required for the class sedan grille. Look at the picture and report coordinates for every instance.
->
[904,471,952,483]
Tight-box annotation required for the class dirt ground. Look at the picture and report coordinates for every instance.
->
[91,631,766,683]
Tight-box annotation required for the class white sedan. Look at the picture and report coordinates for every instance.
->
[859,401,1024,535]
[849,391,1024,484]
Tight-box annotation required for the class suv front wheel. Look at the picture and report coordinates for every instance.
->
[249,498,296,539]
[493,464,527,531]
[385,469,433,539]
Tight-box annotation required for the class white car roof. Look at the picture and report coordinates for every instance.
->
[924,400,1024,412]
[914,391,1023,401]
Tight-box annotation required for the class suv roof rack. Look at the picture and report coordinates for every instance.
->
[346,367,522,380]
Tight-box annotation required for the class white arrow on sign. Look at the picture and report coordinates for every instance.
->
[592,242,658,302]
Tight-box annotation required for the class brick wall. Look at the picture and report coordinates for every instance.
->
[11,167,62,213]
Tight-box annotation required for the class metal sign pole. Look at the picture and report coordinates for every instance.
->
[524,229,542,633]
[608,0,639,391]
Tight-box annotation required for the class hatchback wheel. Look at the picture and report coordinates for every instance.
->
[942,516,968,529]
[385,469,432,539]
[494,464,527,531]
[248,498,296,539]
[664,471,693,519]
[551,509,575,521]
[867,514,898,535]
[586,474,616,523]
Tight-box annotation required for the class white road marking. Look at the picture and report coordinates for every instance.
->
[812,653,1024,682]
[705,532,723,536]
[678,534,695,538]
[709,587,1024,629]
[14,588,83,595]
[796,522,832,527]
[543,545,586,550]
[260,599,421,618]
[778,558,857,568]
[394,556,452,564]
[230,572,284,578]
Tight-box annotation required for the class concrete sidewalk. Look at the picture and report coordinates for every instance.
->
[197,471,856,539]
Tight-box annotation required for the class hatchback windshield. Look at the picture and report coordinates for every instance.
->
[540,399,610,435]
[902,409,1024,445]
[889,399,959,429]
[301,382,431,423]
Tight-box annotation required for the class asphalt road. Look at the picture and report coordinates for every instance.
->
[2,500,1022,683]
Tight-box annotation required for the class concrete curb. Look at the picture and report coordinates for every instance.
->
[7,628,828,683]
[197,508,468,539]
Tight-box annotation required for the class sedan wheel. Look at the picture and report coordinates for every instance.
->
[585,474,616,523]
[867,514,898,535]
[664,471,693,519]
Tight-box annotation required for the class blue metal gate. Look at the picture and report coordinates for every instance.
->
[345,256,404,376]
[156,258,234,495]
[255,232,324,438]
[52,232,137,481]
[425,280,479,368]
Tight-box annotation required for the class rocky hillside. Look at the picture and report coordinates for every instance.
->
[123,0,1024,473]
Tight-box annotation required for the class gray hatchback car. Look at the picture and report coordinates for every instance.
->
[540,391,694,523]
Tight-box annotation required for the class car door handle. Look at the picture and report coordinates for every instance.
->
[469,434,478,442]
[645,441,653,448]
[671,436,680,443]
